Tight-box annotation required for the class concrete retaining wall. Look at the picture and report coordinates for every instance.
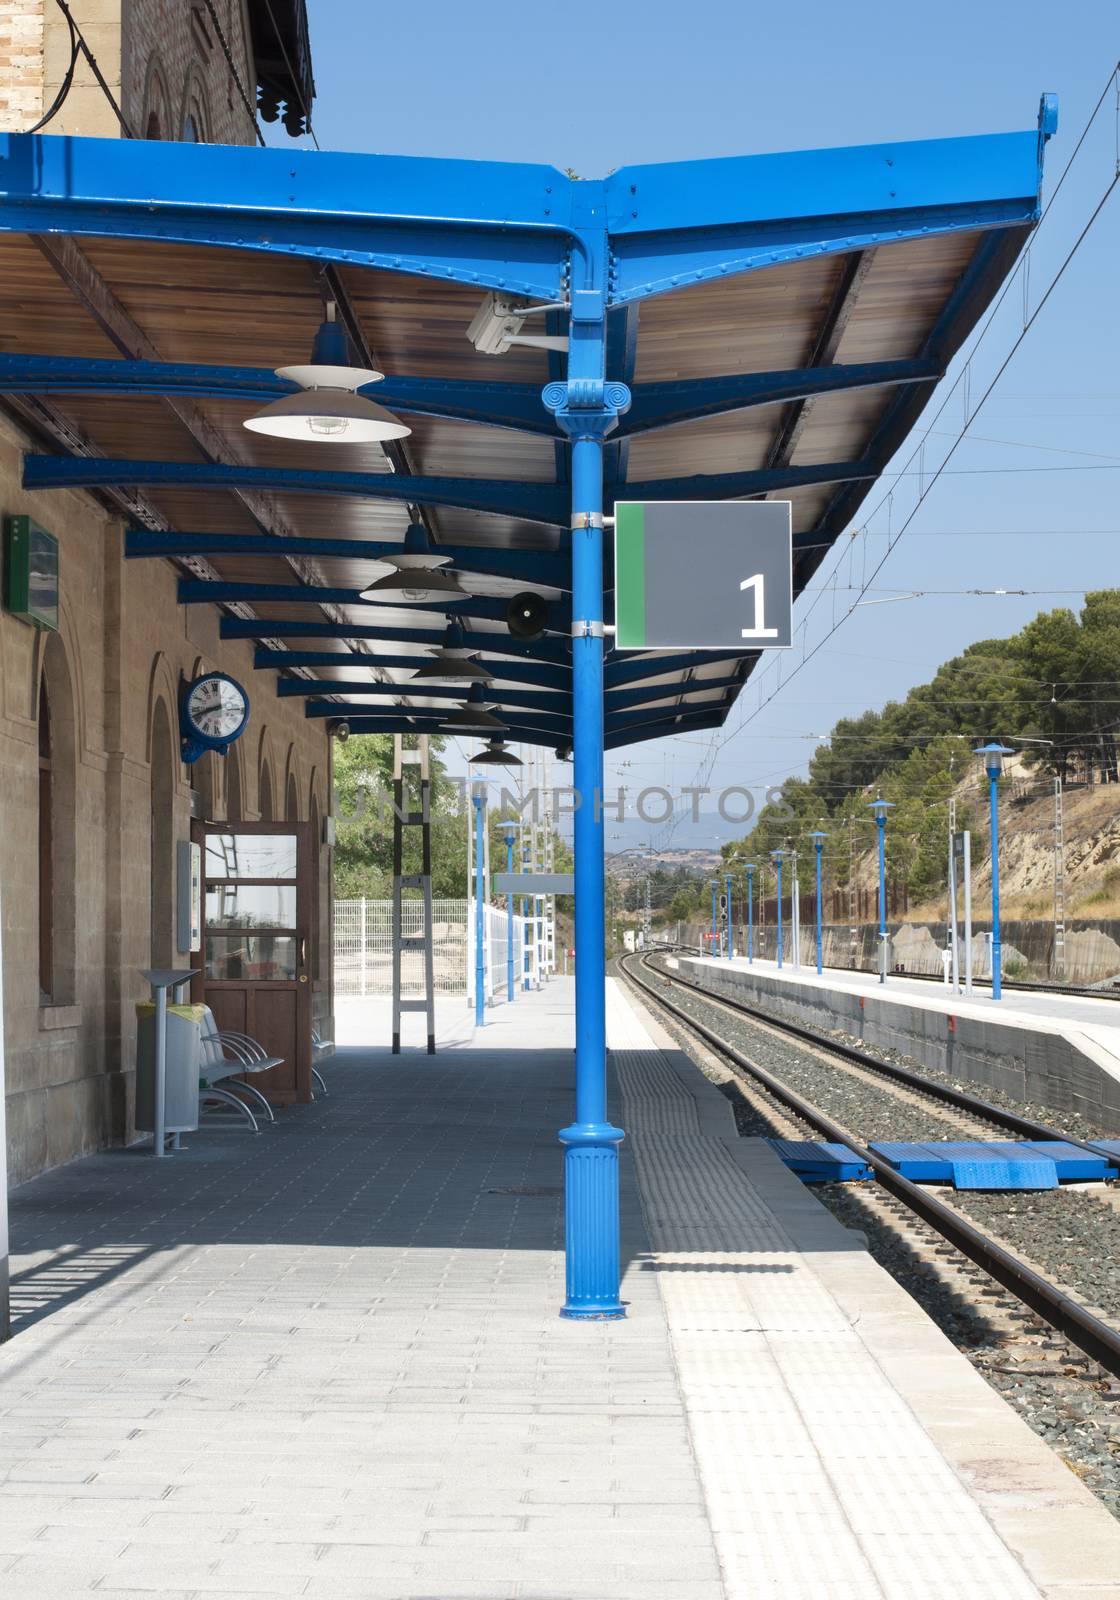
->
[681,917,1120,986]
[679,957,1120,1134]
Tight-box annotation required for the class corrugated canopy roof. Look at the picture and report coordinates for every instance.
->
[0,106,1055,752]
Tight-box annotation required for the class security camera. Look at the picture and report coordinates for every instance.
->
[333,721,351,743]
[466,292,568,356]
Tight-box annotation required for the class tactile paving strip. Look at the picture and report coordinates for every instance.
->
[609,981,1045,1600]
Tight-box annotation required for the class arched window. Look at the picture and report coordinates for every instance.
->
[225,750,243,822]
[286,769,299,822]
[142,59,169,141]
[38,637,76,1005]
[38,678,53,999]
[150,700,176,969]
[259,762,274,821]
[180,72,211,144]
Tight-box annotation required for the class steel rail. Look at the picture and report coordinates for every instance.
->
[620,951,1120,1378]
[647,951,1119,1164]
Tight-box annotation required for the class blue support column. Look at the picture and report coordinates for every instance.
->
[772,852,785,969]
[543,289,630,1322]
[725,873,734,958]
[473,791,487,1026]
[502,823,517,1003]
[746,866,754,964]
[810,832,826,976]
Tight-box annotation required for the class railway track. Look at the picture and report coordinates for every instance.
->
[619,949,1120,1380]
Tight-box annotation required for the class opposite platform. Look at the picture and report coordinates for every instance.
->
[681,954,1120,1130]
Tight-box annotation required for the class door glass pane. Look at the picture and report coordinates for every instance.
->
[205,935,297,981]
[206,885,297,930]
[205,833,297,879]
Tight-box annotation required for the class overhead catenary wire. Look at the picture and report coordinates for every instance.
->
[200,0,266,147]
[38,0,134,136]
[657,60,1120,845]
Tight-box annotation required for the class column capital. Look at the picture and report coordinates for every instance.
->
[542,380,631,438]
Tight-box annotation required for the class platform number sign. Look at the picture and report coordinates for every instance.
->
[614,501,792,651]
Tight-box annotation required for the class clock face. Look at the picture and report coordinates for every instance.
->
[187,676,248,742]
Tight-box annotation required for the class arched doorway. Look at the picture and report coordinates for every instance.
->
[150,699,176,968]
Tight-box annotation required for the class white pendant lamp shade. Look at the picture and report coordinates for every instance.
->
[443,683,504,733]
[244,387,411,443]
[409,619,492,680]
[244,304,411,444]
[410,653,492,683]
[360,566,468,604]
[382,521,454,572]
[470,740,522,767]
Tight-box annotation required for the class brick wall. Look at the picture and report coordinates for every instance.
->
[0,1,258,145]
[125,0,257,145]
[0,412,334,1185]
[0,1,45,130]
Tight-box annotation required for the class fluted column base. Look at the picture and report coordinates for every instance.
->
[558,1122,626,1319]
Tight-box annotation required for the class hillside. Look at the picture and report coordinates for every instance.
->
[715,591,1120,926]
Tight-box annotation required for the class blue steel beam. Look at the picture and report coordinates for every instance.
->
[124,528,569,588]
[612,458,876,505]
[23,455,567,526]
[604,119,1053,302]
[274,673,740,714]
[279,679,568,713]
[617,360,939,436]
[221,617,575,664]
[0,353,939,439]
[25,452,875,514]
[0,118,1051,310]
[606,710,727,751]
[0,134,574,301]
[252,648,570,690]
[604,650,753,687]
[177,580,569,630]
[0,355,558,435]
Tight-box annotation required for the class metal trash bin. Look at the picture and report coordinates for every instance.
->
[135,1002,204,1135]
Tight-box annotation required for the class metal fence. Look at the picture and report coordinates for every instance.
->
[334,898,537,999]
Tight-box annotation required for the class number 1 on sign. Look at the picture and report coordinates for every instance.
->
[740,573,780,639]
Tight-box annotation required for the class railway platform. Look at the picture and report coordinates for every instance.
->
[682,955,1120,1132]
[3,978,1120,1598]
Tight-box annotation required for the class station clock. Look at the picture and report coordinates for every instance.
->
[179,672,250,765]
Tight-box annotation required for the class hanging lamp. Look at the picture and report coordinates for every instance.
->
[244,303,411,443]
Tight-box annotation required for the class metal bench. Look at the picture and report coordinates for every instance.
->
[198,1011,283,1133]
[311,1025,334,1098]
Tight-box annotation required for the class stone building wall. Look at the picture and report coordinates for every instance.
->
[0,411,334,1185]
[0,0,258,144]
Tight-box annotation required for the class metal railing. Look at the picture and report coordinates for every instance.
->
[334,898,537,1001]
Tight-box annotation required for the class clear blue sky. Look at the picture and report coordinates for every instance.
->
[290,3,1120,846]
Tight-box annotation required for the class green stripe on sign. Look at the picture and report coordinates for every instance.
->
[614,503,646,648]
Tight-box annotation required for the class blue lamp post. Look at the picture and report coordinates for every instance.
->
[809,831,827,976]
[748,864,758,960]
[709,879,719,957]
[865,798,895,984]
[501,821,519,1003]
[974,743,1014,1000]
[771,850,786,969]
[725,871,734,958]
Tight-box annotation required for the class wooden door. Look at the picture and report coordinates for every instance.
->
[191,821,312,1105]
